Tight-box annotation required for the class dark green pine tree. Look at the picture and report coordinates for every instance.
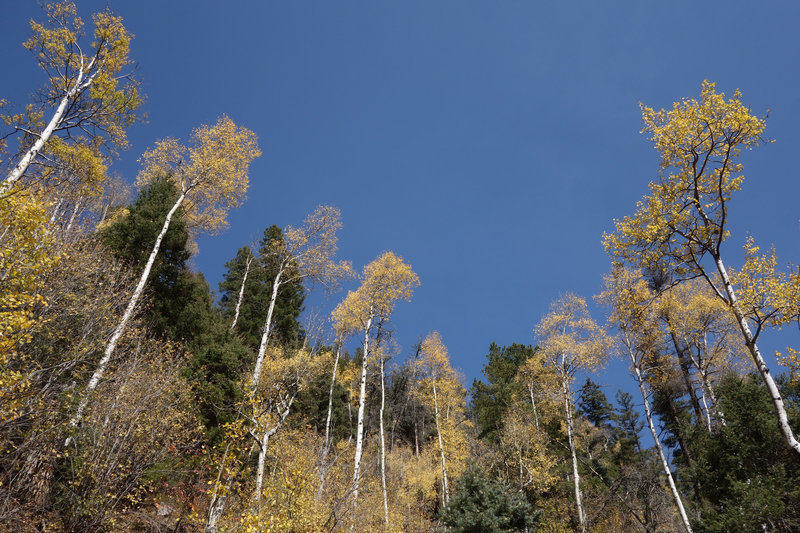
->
[685,374,800,532]
[614,390,643,459]
[578,378,615,432]
[218,225,305,351]
[440,466,538,533]
[470,343,537,442]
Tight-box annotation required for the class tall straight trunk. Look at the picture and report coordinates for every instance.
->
[379,351,389,528]
[561,372,586,533]
[251,265,284,393]
[668,329,704,423]
[432,381,449,504]
[322,342,343,457]
[317,342,343,501]
[351,315,373,528]
[712,255,800,454]
[528,383,540,431]
[230,252,252,330]
[624,333,693,533]
[69,191,186,430]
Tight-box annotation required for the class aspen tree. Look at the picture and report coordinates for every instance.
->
[69,116,260,430]
[330,251,419,529]
[250,205,352,393]
[598,268,694,533]
[2,1,141,196]
[604,81,800,455]
[534,294,612,533]
[413,332,470,506]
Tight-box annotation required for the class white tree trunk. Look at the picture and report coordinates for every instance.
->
[2,90,75,196]
[379,351,389,528]
[69,192,186,431]
[561,374,586,533]
[254,395,295,509]
[713,256,800,455]
[624,333,693,533]
[351,315,372,528]
[528,383,540,431]
[323,342,343,457]
[318,342,343,501]
[230,252,252,330]
[432,381,449,505]
[251,265,284,393]
[205,442,233,533]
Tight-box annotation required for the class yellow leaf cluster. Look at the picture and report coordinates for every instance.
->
[604,81,767,277]
[136,115,261,234]
[331,251,419,336]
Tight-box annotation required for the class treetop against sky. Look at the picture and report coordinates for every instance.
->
[2,1,799,391]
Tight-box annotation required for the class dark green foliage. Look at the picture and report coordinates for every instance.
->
[614,390,643,459]
[471,343,537,441]
[101,177,197,341]
[578,378,615,431]
[440,466,538,533]
[217,225,305,351]
[686,374,800,532]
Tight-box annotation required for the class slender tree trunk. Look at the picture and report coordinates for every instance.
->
[432,381,449,505]
[230,252,252,330]
[668,329,704,424]
[251,265,284,393]
[69,191,186,431]
[205,442,232,533]
[2,88,77,195]
[712,255,800,455]
[561,372,586,533]
[528,383,540,431]
[318,342,343,501]
[624,333,693,533]
[351,315,372,529]
[379,350,389,528]
[254,396,294,509]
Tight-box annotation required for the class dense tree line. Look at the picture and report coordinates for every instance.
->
[1,2,798,531]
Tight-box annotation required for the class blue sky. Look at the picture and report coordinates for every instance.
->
[3,1,799,403]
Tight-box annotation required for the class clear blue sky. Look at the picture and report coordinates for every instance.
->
[3,1,799,401]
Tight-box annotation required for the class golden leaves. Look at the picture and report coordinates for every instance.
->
[136,115,261,234]
[331,251,419,336]
[605,81,767,276]
[535,293,613,377]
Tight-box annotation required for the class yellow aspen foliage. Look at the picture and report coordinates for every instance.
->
[136,115,261,234]
[603,81,766,277]
[331,252,419,333]
[2,1,141,194]
[0,192,58,425]
[732,236,800,332]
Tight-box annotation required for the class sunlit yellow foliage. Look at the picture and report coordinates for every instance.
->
[331,251,420,336]
[2,1,141,193]
[535,293,613,379]
[0,192,58,425]
[732,236,800,331]
[136,116,261,234]
[604,81,767,276]
[498,408,557,495]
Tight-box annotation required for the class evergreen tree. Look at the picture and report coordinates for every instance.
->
[471,343,536,441]
[217,225,305,351]
[440,466,537,533]
[686,374,800,532]
[100,177,193,340]
[578,378,615,432]
[614,390,643,459]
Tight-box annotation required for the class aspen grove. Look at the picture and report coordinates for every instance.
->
[1,3,798,532]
